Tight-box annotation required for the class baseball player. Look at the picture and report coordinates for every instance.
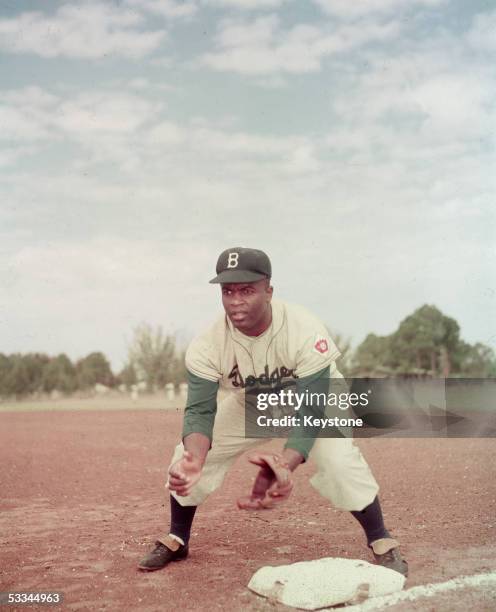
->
[138,247,408,576]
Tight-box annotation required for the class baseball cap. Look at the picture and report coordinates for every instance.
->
[209,247,272,284]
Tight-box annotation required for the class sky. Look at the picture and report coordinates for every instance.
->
[0,0,495,371]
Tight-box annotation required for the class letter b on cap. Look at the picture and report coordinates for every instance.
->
[227,252,239,268]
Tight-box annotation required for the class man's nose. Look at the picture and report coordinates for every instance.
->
[230,292,244,306]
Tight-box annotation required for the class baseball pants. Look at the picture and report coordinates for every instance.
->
[169,391,379,512]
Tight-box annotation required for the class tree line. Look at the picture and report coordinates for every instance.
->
[338,304,495,377]
[0,324,186,400]
[1,306,494,400]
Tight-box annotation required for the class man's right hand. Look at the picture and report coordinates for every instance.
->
[166,451,203,497]
[237,452,294,510]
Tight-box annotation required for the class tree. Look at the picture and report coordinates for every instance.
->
[127,324,177,391]
[76,352,114,389]
[117,363,138,389]
[1,354,31,398]
[353,334,392,374]
[327,329,352,376]
[0,353,12,397]
[455,342,496,377]
[41,354,77,394]
[21,353,50,394]
[390,305,460,375]
[351,304,495,377]
[169,349,187,386]
[0,353,75,398]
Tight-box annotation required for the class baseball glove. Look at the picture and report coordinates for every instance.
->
[237,452,294,510]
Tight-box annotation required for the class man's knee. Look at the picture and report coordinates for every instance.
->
[309,438,379,510]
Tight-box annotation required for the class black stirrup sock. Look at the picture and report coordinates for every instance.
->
[169,494,197,545]
[350,496,390,546]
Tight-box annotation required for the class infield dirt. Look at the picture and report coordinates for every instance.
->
[1,405,495,611]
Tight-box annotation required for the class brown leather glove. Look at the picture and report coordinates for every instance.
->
[237,452,294,510]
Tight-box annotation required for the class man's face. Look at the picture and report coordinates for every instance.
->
[221,279,273,336]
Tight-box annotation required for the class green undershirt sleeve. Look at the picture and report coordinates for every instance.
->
[181,370,219,444]
[284,365,333,461]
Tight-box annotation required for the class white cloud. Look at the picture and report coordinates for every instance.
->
[0,108,50,143]
[467,9,496,53]
[313,0,446,20]
[320,42,496,264]
[56,91,162,135]
[126,77,176,92]
[203,0,286,9]
[191,124,293,155]
[0,81,325,161]
[0,87,61,150]
[328,45,495,148]
[0,2,166,59]
[202,15,400,74]
[0,82,328,192]
[125,0,198,19]
[0,85,168,176]
[0,146,39,169]
[0,86,163,143]
[411,73,493,138]
[254,74,288,88]
[1,236,216,367]
[147,120,187,145]
[11,238,173,288]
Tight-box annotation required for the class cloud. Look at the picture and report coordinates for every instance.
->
[10,238,175,289]
[1,80,328,175]
[0,86,163,141]
[0,85,167,176]
[125,0,198,19]
[328,41,495,149]
[203,0,287,9]
[147,120,187,146]
[466,9,496,54]
[253,74,288,88]
[313,0,446,20]
[0,146,39,169]
[1,236,216,366]
[126,77,176,92]
[202,15,400,74]
[411,73,494,138]
[55,91,162,135]
[0,87,58,142]
[0,2,166,59]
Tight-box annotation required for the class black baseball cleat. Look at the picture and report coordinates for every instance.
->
[369,538,408,577]
[138,536,189,571]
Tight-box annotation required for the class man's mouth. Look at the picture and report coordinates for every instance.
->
[230,312,248,322]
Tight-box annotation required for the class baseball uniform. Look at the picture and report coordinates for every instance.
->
[169,298,379,511]
[138,247,407,579]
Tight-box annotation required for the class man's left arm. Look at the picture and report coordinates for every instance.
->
[283,364,332,466]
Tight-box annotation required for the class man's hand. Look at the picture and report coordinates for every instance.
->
[237,451,299,510]
[166,451,203,497]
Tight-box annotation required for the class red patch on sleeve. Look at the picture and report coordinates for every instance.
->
[314,338,329,354]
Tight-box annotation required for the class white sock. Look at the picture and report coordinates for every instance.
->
[169,533,185,546]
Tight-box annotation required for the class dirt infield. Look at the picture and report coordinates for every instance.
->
[1,404,495,611]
